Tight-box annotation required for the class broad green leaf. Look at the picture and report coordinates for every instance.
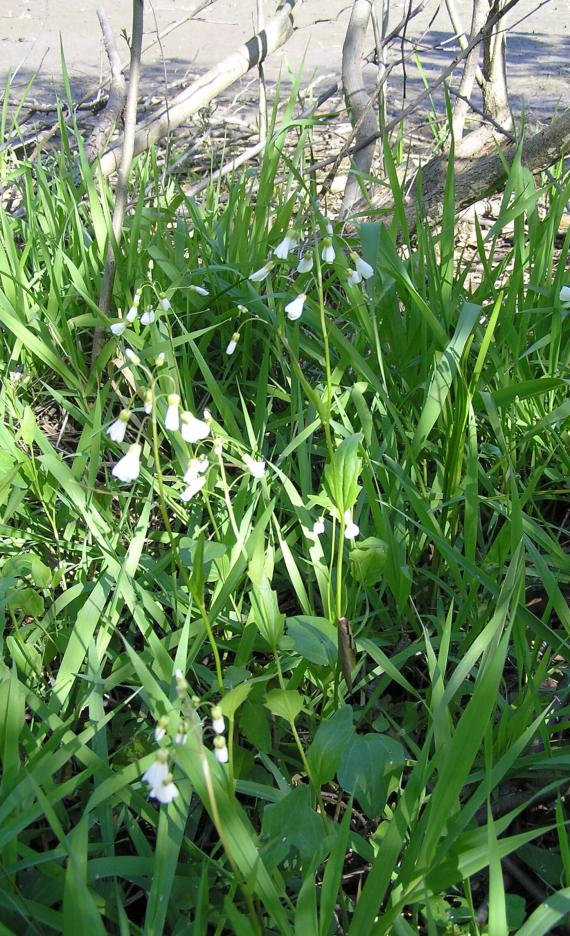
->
[307,705,354,787]
[265,689,304,723]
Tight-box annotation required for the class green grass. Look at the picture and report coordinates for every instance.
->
[0,87,569,934]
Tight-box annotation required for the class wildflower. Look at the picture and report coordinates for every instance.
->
[159,296,171,311]
[142,749,169,789]
[143,388,153,415]
[140,310,156,326]
[243,453,266,478]
[110,320,127,337]
[189,285,209,296]
[343,508,359,540]
[107,409,130,443]
[175,669,188,692]
[322,238,335,264]
[180,411,211,443]
[111,443,142,483]
[214,735,229,764]
[125,348,140,365]
[155,352,166,367]
[560,286,570,305]
[181,474,207,502]
[154,715,169,743]
[273,231,297,260]
[126,305,139,323]
[312,517,325,536]
[226,332,240,355]
[326,221,333,236]
[175,721,188,745]
[297,255,314,274]
[285,292,306,322]
[350,252,374,280]
[164,394,181,431]
[249,261,274,283]
[211,705,225,734]
[184,456,209,484]
[347,268,362,287]
[149,774,179,804]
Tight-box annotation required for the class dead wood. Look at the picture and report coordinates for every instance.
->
[84,9,127,163]
[97,0,299,178]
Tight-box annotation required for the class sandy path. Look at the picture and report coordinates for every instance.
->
[1,0,568,119]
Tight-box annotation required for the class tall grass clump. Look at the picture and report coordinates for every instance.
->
[0,88,569,934]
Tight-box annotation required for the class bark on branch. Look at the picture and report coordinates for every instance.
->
[85,8,127,162]
[97,0,298,178]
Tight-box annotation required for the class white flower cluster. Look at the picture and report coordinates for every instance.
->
[310,508,359,541]
[248,220,376,326]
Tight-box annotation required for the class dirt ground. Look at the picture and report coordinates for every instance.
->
[1,0,568,122]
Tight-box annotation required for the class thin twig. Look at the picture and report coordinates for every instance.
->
[85,8,127,162]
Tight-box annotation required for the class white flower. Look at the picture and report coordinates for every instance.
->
[165,394,181,431]
[125,348,140,365]
[155,352,166,367]
[189,285,209,296]
[214,735,229,764]
[143,388,153,415]
[351,252,374,280]
[175,721,188,745]
[211,705,225,734]
[181,474,207,501]
[343,508,359,540]
[149,776,179,804]
[226,332,240,355]
[273,232,296,260]
[107,409,130,443]
[111,443,141,483]
[159,296,171,311]
[126,305,138,323]
[347,268,362,286]
[142,750,169,789]
[297,255,313,274]
[140,310,156,326]
[110,321,127,337]
[184,456,209,483]
[249,261,274,282]
[180,411,211,443]
[243,454,266,478]
[322,238,335,264]
[312,517,325,536]
[285,293,306,322]
[326,221,333,236]
[560,286,570,305]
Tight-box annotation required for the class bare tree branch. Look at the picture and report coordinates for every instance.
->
[85,8,127,162]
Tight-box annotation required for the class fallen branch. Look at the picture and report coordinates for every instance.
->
[85,8,127,162]
[387,110,570,233]
[97,0,299,178]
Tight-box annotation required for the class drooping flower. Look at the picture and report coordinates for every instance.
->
[165,394,181,432]
[347,268,362,287]
[140,310,156,326]
[154,715,169,743]
[211,705,225,734]
[107,409,131,443]
[175,669,188,692]
[560,286,570,305]
[322,238,335,264]
[110,320,127,337]
[285,293,306,322]
[226,332,240,355]
[112,443,142,483]
[125,348,140,365]
[214,735,229,764]
[350,252,374,280]
[249,261,274,283]
[297,255,314,274]
[189,285,209,297]
[243,453,266,478]
[273,232,297,260]
[175,721,188,745]
[143,388,153,415]
[149,774,179,804]
[181,474,207,502]
[142,749,169,789]
[126,305,139,323]
[155,352,166,367]
[312,517,325,536]
[343,508,359,540]
[159,296,171,311]
[184,456,209,484]
[326,221,333,236]
[180,411,211,443]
